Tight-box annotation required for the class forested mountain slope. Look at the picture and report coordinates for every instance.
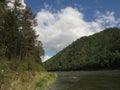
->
[44,28,120,71]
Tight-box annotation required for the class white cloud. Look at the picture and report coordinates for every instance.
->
[20,0,26,8]
[95,11,120,28]
[7,0,26,9]
[35,7,120,55]
[42,55,52,62]
[7,0,14,8]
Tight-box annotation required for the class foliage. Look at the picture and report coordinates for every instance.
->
[44,28,120,71]
[0,0,44,61]
[0,70,57,90]
[35,72,57,90]
[0,58,45,72]
[0,0,45,72]
[0,1,57,90]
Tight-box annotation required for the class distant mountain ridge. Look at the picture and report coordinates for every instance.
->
[44,28,120,71]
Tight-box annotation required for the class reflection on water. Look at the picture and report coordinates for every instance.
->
[47,71,120,90]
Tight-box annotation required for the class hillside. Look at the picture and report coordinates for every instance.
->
[44,28,120,71]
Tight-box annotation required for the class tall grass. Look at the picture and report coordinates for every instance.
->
[0,58,57,90]
[0,71,57,90]
[35,72,57,90]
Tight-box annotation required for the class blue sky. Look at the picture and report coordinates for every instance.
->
[25,0,120,21]
[24,0,120,61]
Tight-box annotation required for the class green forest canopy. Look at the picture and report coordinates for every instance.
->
[0,0,44,71]
[44,28,120,71]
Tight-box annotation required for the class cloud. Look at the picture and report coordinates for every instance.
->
[35,7,120,55]
[20,0,26,8]
[7,0,14,8]
[95,11,120,28]
[7,0,26,9]
[42,55,52,62]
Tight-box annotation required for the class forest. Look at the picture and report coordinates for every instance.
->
[0,0,120,89]
[0,0,57,90]
[44,28,120,71]
[0,0,45,71]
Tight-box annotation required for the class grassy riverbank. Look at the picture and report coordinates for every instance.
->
[35,72,57,90]
[0,58,57,90]
[0,71,57,90]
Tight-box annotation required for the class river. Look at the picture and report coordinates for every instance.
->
[48,71,83,90]
[47,70,120,90]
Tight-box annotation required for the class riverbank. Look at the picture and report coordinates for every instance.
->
[35,72,57,90]
[48,70,120,90]
[0,71,57,90]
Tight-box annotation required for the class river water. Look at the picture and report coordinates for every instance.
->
[47,71,120,90]
[48,71,82,90]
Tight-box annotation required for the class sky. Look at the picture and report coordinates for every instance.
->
[23,0,120,61]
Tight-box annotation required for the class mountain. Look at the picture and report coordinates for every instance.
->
[44,28,120,71]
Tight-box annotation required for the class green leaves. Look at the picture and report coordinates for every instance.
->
[0,0,44,71]
[44,28,120,71]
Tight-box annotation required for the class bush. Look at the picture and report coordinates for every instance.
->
[0,57,45,72]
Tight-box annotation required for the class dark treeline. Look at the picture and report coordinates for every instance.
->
[44,28,120,71]
[0,0,44,71]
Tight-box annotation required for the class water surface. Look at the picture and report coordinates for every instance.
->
[48,70,120,90]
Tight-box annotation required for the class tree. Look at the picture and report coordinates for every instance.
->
[0,0,44,61]
[34,41,44,63]
[44,28,120,71]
